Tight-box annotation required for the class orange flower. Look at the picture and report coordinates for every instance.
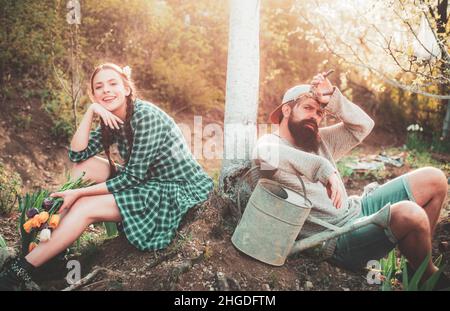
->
[28,242,38,253]
[37,211,49,224]
[31,215,41,228]
[23,219,34,233]
[48,214,60,229]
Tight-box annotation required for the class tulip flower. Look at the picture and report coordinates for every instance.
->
[26,208,39,219]
[48,214,60,229]
[39,228,51,242]
[31,215,41,228]
[23,219,34,233]
[42,197,54,211]
[37,211,49,224]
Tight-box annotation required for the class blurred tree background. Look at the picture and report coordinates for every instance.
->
[0,0,448,151]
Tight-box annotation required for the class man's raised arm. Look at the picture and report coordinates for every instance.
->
[319,88,375,161]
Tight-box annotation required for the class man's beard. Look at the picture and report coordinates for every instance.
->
[287,116,320,153]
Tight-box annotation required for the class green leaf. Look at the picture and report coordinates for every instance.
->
[408,253,431,291]
[402,259,409,289]
[104,222,118,237]
[433,254,443,268]
[421,265,446,291]
[0,234,7,248]
[381,250,396,291]
[19,194,31,255]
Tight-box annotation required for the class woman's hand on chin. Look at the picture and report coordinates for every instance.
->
[89,103,124,130]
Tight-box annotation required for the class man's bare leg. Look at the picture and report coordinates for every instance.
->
[405,167,448,235]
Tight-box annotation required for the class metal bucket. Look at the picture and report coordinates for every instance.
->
[231,178,312,266]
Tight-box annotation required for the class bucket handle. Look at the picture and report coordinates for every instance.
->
[237,165,310,220]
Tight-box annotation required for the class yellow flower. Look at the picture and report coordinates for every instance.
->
[48,214,60,229]
[37,211,49,224]
[28,242,38,253]
[23,219,33,233]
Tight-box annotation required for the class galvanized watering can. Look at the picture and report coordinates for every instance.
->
[231,167,390,266]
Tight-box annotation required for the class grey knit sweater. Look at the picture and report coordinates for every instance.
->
[254,87,375,258]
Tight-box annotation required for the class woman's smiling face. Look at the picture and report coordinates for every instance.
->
[92,68,130,112]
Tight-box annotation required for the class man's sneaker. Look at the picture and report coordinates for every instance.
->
[0,257,40,291]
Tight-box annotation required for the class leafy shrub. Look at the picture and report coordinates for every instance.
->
[406,124,428,152]
[430,134,450,154]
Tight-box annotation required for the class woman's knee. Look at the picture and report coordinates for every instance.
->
[68,195,120,224]
[70,156,111,183]
[68,197,97,223]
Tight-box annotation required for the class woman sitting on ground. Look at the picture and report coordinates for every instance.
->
[0,62,213,290]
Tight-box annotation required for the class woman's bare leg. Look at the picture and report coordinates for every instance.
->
[25,194,122,267]
[71,156,112,183]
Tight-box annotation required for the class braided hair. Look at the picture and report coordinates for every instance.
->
[89,63,136,178]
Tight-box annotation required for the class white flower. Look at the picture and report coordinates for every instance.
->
[39,228,51,242]
[407,124,413,131]
[122,66,132,79]
[415,124,419,131]
[420,127,423,132]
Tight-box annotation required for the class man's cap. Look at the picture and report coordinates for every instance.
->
[268,84,311,124]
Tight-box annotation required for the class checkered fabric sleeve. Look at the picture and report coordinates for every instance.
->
[68,126,104,162]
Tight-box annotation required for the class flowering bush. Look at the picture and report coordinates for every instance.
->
[18,174,92,255]
[406,124,427,152]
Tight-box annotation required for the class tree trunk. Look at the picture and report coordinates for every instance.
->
[435,0,449,137]
[219,0,260,205]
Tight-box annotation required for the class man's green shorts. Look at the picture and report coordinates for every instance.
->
[329,175,415,271]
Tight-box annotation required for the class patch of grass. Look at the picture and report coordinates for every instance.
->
[13,113,32,130]
[69,226,109,257]
[50,119,73,142]
[268,271,280,289]
[337,157,355,178]
[42,86,76,142]
[0,161,22,215]
[171,231,193,252]
[405,150,443,170]
[360,167,391,183]
[210,169,220,188]
[406,131,428,152]
[337,154,390,183]
[430,135,450,154]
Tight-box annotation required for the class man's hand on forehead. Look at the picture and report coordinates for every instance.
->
[311,70,334,86]
[309,71,334,106]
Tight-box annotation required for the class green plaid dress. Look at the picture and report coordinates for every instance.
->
[68,99,213,250]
